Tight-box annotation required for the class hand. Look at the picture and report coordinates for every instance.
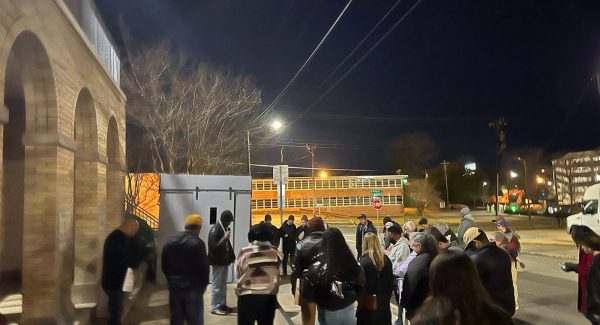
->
[560,262,577,273]
[224,230,231,240]
[519,262,526,269]
[284,234,289,238]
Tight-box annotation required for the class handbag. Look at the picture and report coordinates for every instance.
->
[357,293,378,312]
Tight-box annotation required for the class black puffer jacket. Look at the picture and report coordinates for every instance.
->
[291,231,324,294]
[161,231,209,291]
[304,252,366,311]
[471,243,515,316]
[586,254,600,325]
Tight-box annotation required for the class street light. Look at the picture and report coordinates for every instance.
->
[247,118,285,176]
[319,170,329,179]
[510,171,518,178]
[536,175,544,184]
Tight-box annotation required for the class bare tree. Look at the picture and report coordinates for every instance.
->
[387,132,439,177]
[125,173,160,213]
[121,36,270,175]
[406,178,442,213]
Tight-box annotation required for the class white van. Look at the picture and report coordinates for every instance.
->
[567,183,600,235]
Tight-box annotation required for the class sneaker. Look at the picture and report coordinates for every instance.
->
[211,309,228,316]
[220,305,234,313]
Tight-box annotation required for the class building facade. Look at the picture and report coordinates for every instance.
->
[252,175,406,224]
[552,150,600,205]
[0,0,126,323]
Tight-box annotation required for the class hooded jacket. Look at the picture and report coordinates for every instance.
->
[208,222,235,266]
[386,237,411,272]
[291,231,324,294]
[457,208,476,248]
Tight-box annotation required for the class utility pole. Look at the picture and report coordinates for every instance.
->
[280,147,285,163]
[489,117,507,216]
[247,131,252,176]
[441,161,450,209]
[306,144,316,216]
[518,156,530,223]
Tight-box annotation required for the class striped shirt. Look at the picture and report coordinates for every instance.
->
[235,241,281,296]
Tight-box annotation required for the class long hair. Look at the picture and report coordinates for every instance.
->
[321,227,360,280]
[412,252,511,325]
[362,232,385,271]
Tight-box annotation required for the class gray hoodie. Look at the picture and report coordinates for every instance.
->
[457,207,476,248]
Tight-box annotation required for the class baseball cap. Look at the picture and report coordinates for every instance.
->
[357,214,367,219]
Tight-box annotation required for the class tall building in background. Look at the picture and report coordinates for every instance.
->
[252,175,406,224]
[552,150,600,205]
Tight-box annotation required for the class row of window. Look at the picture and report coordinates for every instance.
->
[252,195,403,209]
[253,177,406,191]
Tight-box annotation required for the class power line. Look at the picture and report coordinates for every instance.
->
[287,0,424,128]
[316,0,404,90]
[276,110,481,122]
[254,0,355,123]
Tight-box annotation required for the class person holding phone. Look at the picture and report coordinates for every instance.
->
[208,210,236,315]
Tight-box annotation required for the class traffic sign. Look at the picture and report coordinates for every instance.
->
[371,189,382,196]
[273,165,289,185]
[372,199,383,210]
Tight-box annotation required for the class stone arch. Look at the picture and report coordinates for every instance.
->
[71,88,101,306]
[106,116,124,231]
[0,31,57,296]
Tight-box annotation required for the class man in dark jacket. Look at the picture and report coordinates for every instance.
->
[279,215,297,275]
[162,214,210,325]
[464,227,515,316]
[356,214,377,257]
[208,210,235,315]
[400,232,436,320]
[264,214,281,247]
[296,215,310,242]
[101,218,140,325]
[291,216,326,325]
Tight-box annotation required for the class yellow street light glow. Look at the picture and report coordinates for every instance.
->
[319,170,329,179]
[536,176,544,184]
[510,171,518,178]
[483,181,488,186]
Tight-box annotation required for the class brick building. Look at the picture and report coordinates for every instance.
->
[252,175,406,224]
[552,150,600,205]
[0,0,126,323]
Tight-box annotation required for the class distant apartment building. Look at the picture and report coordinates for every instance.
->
[251,175,407,223]
[552,150,600,204]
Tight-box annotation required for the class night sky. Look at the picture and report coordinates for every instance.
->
[96,0,600,175]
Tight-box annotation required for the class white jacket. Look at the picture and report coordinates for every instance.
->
[385,237,411,272]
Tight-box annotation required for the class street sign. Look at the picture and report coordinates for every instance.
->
[371,189,382,196]
[372,199,383,210]
[273,165,289,185]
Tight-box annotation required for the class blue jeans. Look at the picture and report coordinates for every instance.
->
[104,289,124,325]
[169,287,205,325]
[317,303,356,325]
[211,265,229,311]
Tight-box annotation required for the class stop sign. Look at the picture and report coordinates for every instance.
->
[372,199,383,210]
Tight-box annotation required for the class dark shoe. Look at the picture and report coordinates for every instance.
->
[220,305,234,313]
[211,309,228,316]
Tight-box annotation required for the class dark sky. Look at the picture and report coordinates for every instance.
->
[96,0,600,175]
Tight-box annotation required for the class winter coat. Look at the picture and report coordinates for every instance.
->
[101,229,139,291]
[471,242,515,316]
[161,230,209,291]
[447,240,464,253]
[208,222,235,266]
[586,253,600,324]
[457,215,476,248]
[304,252,366,311]
[504,230,521,262]
[401,252,434,320]
[356,221,377,255]
[357,255,394,325]
[296,225,310,242]
[385,238,411,272]
[279,222,297,253]
[291,231,324,294]
[578,248,595,313]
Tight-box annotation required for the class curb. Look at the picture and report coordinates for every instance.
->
[521,251,578,261]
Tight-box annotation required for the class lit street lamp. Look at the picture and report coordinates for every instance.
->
[319,170,329,179]
[247,118,285,176]
[510,171,519,178]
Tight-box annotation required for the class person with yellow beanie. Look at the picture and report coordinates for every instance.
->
[161,214,210,325]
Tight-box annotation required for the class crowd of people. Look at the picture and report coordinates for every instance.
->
[98,205,600,325]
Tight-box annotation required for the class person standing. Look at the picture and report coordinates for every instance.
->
[417,218,429,231]
[291,216,326,325]
[357,233,393,325]
[162,214,210,325]
[400,232,439,321]
[356,214,377,257]
[263,214,281,248]
[463,227,515,316]
[385,225,411,271]
[236,222,281,325]
[296,215,310,242]
[101,218,140,325]
[561,245,595,315]
[305,228,365,325]
[457,207,476,248]
[279,215,297,276]
[495,218,524,310]
[411,252,514,325]
[208,210,236,315]
[570,225,600,324]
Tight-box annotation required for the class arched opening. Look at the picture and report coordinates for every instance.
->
[106,117,123,231]
[72,88,99,306]
[1,32,56,297]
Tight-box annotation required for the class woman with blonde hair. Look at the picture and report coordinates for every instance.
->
[357,232,394,325]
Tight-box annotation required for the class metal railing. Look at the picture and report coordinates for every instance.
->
[126,200,159,230]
